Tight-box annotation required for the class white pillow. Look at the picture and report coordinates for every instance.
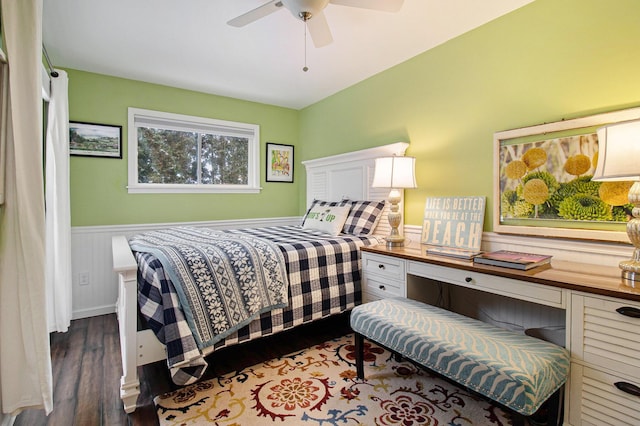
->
[302,205,351,236]
[301,199,349,226]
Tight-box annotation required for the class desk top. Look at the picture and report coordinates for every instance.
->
[361,245,640,303]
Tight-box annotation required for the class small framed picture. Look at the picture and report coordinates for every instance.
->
[266,143,294,183]
[69,121,122,158]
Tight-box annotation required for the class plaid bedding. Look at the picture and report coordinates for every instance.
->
[130,227,289,350]
[134,225,379,385]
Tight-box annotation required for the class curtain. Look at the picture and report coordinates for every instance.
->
[45,70,72,333]
[0,0,53,416]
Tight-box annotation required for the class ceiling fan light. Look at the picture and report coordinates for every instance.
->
[299,11,312,21]
[282,0,330,20]
[228,0,403,48]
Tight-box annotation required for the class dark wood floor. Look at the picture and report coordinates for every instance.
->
[15,312,352,426]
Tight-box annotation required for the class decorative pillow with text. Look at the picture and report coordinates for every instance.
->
[302,205,351,236]
[301,199,349,226]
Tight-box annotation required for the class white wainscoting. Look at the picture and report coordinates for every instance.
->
[404,225,631,267]
[71,220,632,320]
[70,217,300,319]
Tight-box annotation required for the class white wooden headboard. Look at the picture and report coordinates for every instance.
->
[302,142,410,237]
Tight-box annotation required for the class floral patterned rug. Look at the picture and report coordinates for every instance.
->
[155,333,514,425]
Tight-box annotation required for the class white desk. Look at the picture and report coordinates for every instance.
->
[361,245,640,426]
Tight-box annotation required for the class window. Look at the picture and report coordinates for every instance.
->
[127,108,260,193]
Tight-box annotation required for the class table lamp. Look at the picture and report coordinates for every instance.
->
[372,155,417,248]
[593,119,640,285]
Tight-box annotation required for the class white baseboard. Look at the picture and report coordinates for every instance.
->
[71,304,116,320]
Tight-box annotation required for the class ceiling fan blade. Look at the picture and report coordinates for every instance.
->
[329,0,403,12]
[227,1,284,27]
[306,10,333,48]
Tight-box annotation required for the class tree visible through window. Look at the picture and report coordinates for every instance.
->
[128,108,259,193]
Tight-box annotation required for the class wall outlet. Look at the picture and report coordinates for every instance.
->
[78,272,90,286]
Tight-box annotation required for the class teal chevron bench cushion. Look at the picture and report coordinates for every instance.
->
[350,297,569,416]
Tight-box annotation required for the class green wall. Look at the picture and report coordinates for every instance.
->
[68,0,640,229]
[299,0,640,229]
[67,70,299,226]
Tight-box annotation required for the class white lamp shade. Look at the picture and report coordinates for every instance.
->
[372,156,417,189]
[593,120,640,181]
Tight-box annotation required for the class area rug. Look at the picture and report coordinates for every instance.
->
[155,333,514,425]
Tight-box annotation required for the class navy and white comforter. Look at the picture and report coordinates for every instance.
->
[132,225,379,385]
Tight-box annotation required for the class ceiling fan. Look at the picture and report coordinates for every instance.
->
[227,0,404,48]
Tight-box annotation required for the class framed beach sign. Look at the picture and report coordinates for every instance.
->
[266,143,294,183]
[494,107,640,242]
[69,121,122,158]
[421,196,486,258]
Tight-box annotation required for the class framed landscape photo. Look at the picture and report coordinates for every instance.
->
[494,107,640,243]
[266,143,293,183]
[69,121,122,158]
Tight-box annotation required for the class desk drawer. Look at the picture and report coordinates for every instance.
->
[571,293,640,379]
[408,261,565,308]
[362,252,406,282]
[569,363,640,426]
[363,275,404,299]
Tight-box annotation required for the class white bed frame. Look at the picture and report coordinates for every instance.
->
[111,142,409,413]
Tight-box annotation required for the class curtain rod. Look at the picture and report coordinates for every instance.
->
[42,44,59,78]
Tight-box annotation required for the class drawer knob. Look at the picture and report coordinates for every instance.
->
[379,285,386,291]
[616,306,640,318]
[465,277,473,283]
[378,264,386,270]
[614,381,640,397]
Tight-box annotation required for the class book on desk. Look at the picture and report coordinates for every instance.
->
[425,246,482,259]
[472,250,552,270]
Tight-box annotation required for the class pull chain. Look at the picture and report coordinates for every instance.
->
[303,22,309,72]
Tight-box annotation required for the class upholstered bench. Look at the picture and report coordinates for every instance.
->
[350,297,570,421]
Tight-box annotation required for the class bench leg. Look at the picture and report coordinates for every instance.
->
[510,414,525,426]
[553,386,565,426]
[543,385,565,426]
[354,333,364,379]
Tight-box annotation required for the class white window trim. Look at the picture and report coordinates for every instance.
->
[127,107,261,194]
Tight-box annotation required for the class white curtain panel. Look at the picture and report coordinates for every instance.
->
[45,70,72,333]
[0,0,53,416]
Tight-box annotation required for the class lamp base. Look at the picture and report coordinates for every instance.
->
[622,270,640,286]
[620,182,640,287]
[384,236,405,248]
[383,190,406,249]
[620,258,640,286]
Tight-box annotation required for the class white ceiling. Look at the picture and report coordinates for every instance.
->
[42,0,533,110]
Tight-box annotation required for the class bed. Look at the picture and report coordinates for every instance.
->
[111,142,409,413]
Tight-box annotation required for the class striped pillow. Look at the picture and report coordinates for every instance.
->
[342,200,386,235]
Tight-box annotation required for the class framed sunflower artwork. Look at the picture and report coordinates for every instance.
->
[493,106,640,242]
